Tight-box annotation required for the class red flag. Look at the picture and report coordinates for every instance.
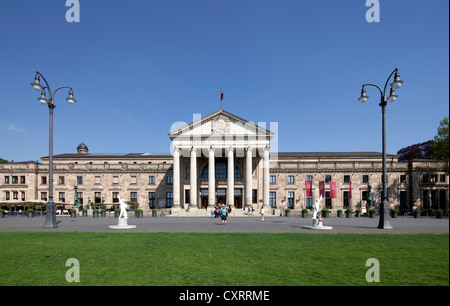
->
[330,181,337,199]
[319,181,325,197]
[305,180,312,198]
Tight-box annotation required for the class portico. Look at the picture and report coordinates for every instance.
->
[168,109,273,212]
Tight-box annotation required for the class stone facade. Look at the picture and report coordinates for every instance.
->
[1,110,448,215]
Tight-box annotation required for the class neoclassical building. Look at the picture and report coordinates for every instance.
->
[1,109,448,215]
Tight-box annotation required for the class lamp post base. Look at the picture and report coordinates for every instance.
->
[43,200,58,228]
[377,200,393,229]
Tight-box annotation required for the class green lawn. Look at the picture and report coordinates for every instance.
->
[0,232,448,286]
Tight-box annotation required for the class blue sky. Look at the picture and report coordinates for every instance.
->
[0,0,448,162]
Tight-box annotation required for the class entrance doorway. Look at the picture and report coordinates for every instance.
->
[217,189,226,205]
[234,189,242,208]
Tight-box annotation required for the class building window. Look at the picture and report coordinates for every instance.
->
[148,192,156,209]
[112,192,119,203]
[4,176,9,184]
[59,192,65,203]
[166,192,173,208]
[58,176,65,184]
[440,174,446,183]
[40,192,47,201]
[343,191,350,208]
[13,191,18,200]
[94,192,102,204]
[12,176,18,184]
[5,191,10,201]
[269,192,276,208]
[130,192,137,202]
[41,176,47,184]
[77,192,84,204]
[252,189,257,204]
[422,174,429,183]
[77,176,83,185]
[306,175,313,181]
[431,174,438,183]
[400,175,407,183]
[288,175,294,184]
[20,176,26,184]
[200,159,241,179]
[325,175,331,183]
[325,191,332,208]
[400,191,407,209]
[343,175,350,183]
[149,176,155,184]
[363,175,369,183]
[185,189,190,204]
[287,191,295,209]
[270,175,276,184]
[306,197,313,209]
[167,176,173,185]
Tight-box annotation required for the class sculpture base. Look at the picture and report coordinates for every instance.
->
[302,219,333,230]
[108,217,136,230]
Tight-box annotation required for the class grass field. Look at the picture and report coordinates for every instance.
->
[0,232,448,286]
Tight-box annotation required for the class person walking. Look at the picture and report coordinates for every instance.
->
[260,207,265,221]
[220,206,228,225]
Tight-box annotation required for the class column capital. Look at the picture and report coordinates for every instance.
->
[227,146,234,152]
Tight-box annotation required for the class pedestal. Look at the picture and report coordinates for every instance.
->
[302,218,333,230]
[108,217,137,230]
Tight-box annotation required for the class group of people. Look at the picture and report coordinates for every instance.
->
[211,203,231,224]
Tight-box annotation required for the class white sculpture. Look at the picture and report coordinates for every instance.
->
[108,195,136,230]
[302,194,332,230]
[312,195,323,220]
[118,196,128,219]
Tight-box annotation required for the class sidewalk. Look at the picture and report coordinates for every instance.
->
[0,215,448,233]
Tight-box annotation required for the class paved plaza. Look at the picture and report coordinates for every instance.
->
[0,214,448,234]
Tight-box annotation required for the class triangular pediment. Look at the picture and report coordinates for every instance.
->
[169,109,273,140]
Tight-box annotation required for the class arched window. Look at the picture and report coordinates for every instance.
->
[201,158,241,179]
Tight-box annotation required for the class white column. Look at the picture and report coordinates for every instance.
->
[173,147,180,209]
[208,147,215,208]
[263,146,270,209]
[190,147,197,208]
[245,147,253,208]
[227,147,234,208]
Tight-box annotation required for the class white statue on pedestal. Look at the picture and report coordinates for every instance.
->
[312,195,323,220]
[109,195,136,230]
[118,196,128,219]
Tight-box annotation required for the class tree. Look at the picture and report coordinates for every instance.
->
[432,116,449,174]
[397,141,433,162]
[0,158,9,164]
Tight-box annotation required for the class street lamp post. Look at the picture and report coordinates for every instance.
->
[358,68,404,229]
[31,71,76,228]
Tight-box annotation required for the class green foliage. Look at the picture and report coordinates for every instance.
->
[432,116,449,174]
[0,158,9,163]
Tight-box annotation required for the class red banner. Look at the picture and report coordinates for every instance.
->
[305,180,312,198]
[319,181,325,197]
[330,181,337,199]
